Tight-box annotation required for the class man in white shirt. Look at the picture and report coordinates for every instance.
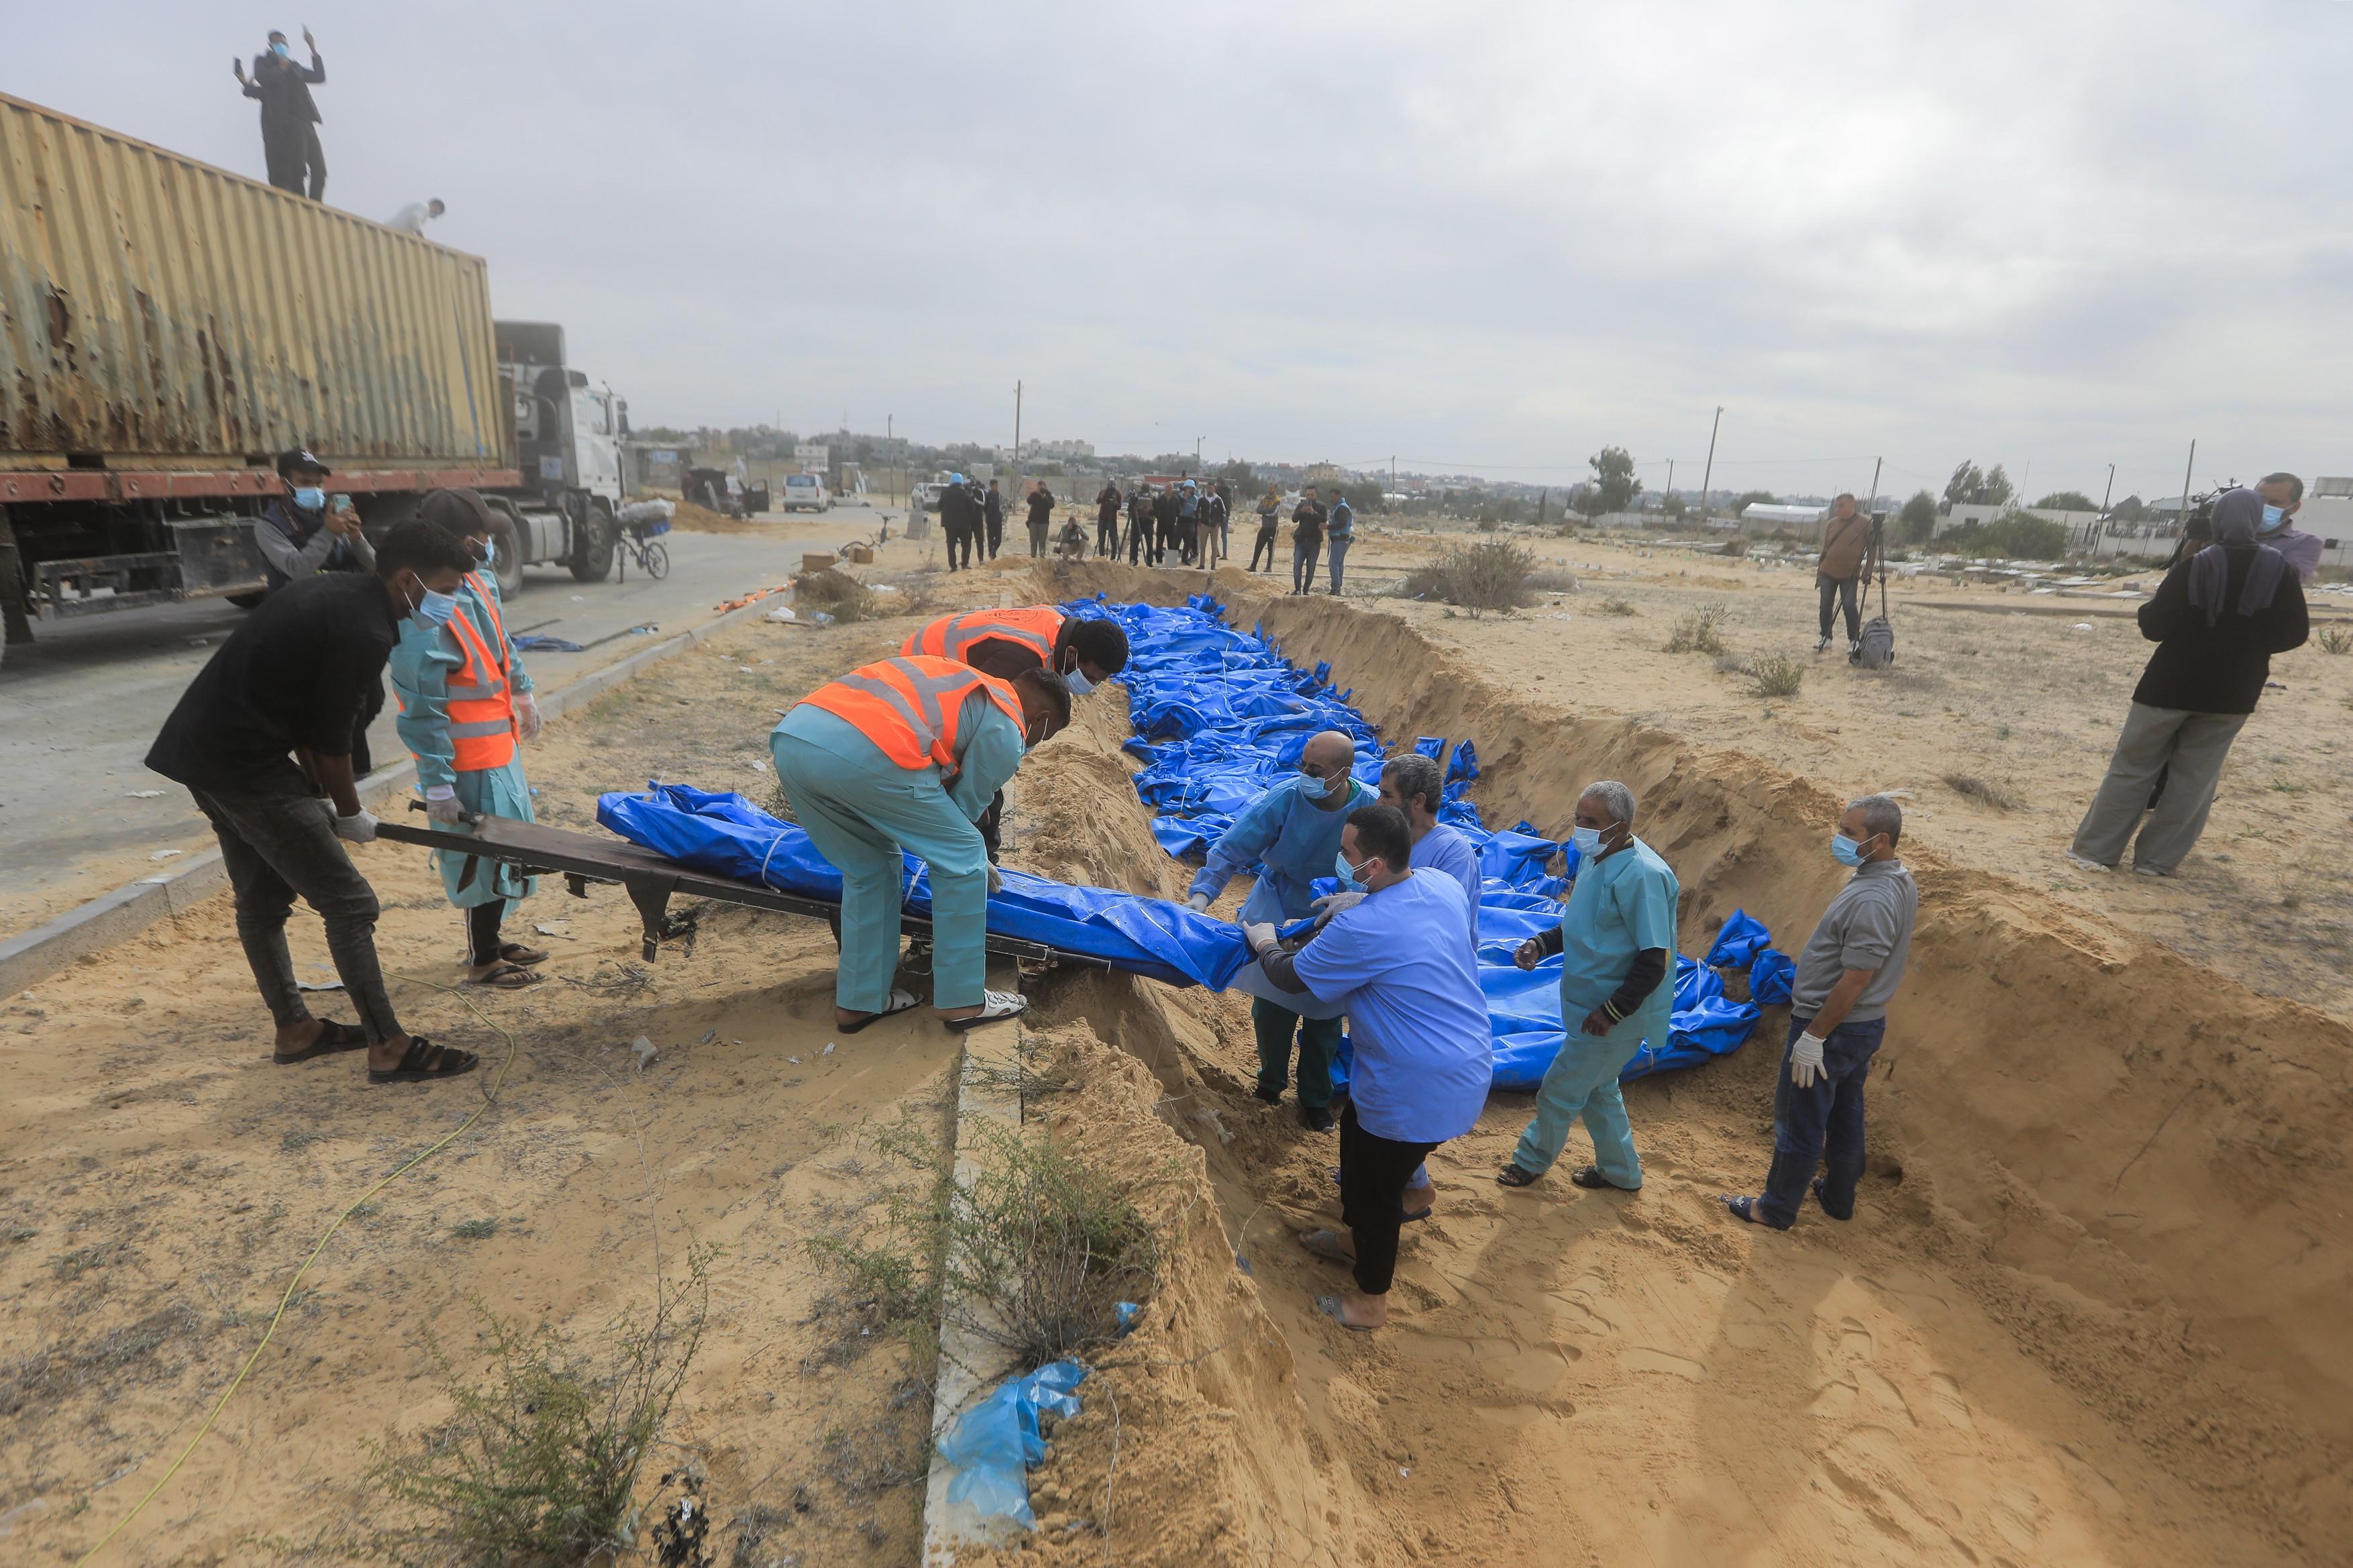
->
[388,198,446,237]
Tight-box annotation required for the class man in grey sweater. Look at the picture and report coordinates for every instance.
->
[1720,793,1917,1229]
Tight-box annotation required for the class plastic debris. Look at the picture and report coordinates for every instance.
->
[698,1029,717,1044]
[806,611,836,627]
[149,848,184,861]
[631,1036,658,1071]
[821,1041,835,1056]
[126,789,165,798]
[1114,1301,1141,1335]
[937,1361,1089,1528]
[534,921,568,937]
[764,607,798,623]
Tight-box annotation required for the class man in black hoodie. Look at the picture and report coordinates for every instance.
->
[234,28,328,199]
[2068,487,2307,876]
[983,480,1006,560]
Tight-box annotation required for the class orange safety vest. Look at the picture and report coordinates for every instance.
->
[900,605,1065,669]
[441,571,517,771]
[799,654,1025,775]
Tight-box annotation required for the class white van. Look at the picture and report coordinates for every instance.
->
[780,471,832,513]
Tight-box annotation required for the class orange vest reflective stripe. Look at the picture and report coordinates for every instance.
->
[800,654,1024,774]
[900,606,1064,668]
[441,590,517,772]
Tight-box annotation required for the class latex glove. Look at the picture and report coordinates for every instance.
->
[332,808,378,844]
[514,691,542,743]
[1311,890,1365,925]
[986,864,1003,895]
[1789,1032,1828,1090]
[1185,891,1211,913]
[425,786,464,825]
[1241,921,1279,957]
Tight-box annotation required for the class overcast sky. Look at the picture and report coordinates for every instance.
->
[14,1,2350,501]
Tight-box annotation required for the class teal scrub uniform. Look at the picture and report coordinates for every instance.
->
[770,694,1025,1013]
[1190,770,1371,1110]
[1512,837,1679,1186]
[388,572,537,910]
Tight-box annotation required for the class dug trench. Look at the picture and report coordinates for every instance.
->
[967,558,2353,1567]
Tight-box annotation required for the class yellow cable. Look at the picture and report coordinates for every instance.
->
[74,976,517,1567]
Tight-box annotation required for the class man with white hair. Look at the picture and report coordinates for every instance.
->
[1498,780,1678,1194]
[1721,794,1917,1229]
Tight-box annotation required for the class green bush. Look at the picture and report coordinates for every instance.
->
[1749,653,1804,697]
[1941,512,2069,560]
[1398,541,1540,616]
[1663,602,1729,655]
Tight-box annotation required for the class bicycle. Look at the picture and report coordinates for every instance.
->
[617,513,670,580]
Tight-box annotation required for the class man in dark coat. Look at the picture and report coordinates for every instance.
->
[234,28,328,199]
[983,480,1006,560]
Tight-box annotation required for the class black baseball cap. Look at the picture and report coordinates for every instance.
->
[275,448,331,478]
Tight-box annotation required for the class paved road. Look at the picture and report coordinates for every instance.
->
[0,505,933,932]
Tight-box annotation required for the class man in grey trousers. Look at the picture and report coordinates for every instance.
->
[1720,793,1917,1229]
[2067,487,2306,876]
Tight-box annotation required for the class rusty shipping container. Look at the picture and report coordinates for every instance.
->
[0,90,510,475]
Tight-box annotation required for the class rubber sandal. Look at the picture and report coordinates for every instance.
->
[837,988,921,1035]
[1811,1175,1854,1221]
[1720,1194,1764,1223]
[273,1018,368,1064]
[465,961,541,991]
[1297,1229,1355,1263]
[1569,1164,1639,1192]
[943,990,1027,1033]
[498,941,550,966]
[1401,1200,1434,1224]
[1496,1164,1541,1188]
[368,1037,480,1084]
[1314,1293,1376,1333]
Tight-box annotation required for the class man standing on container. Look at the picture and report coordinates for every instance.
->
[234,27,327,199]
[1497,780,1677,1194]
[1186,730,1373,1131]
[1720,794,1916,1229]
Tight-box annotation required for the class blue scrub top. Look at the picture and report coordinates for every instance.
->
[1556,837,1679,1041]
[1189,772,1371,923]
[1292,872,1494,1143]
[1410,823,1481,950]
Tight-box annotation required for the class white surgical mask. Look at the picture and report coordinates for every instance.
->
[292,485,325,511]
[1570,825,1605,855]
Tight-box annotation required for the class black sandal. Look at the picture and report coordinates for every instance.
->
[368,1038,480,1084]
[466,961,541,990]
[1569,1164,1639,1192]
[498,941,550,966]
[1496,1163,1542,1188]
[274,1018,369,1064]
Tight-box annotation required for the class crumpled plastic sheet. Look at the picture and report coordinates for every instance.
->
[1708,905,1796,1007]
[596,782,1253,990]
[1061,592,1766,1086]
[937,1360,1088,1528]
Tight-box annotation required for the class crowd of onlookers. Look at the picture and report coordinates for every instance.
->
[932,473,1358,594]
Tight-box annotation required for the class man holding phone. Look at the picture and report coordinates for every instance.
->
[257,449,372,590]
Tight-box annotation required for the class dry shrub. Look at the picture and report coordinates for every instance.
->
[2317,625,2353,656]
[1597,596,1639,617]
[1750,653,1805,696]
[1663,602,1729,655]
[1397,540,1540,616]
[1943,772,2022,811]
[1524,566,1581,593]
[795,568,881,625]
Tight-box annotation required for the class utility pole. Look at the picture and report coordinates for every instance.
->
[1697,407,1724,521]
[2176,439,2196,537]
[1865,456,1882,514]
[2095,460,2115,554]
[1195,435,1204,474]
[1665,458,1675,512]
[1012,380,1023,495]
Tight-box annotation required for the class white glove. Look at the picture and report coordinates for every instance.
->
[1241,921,1279,956]
[332,808,379,844]
[1311,890,1365,925]
[514,691,542,743]
[425,786,464,825]
[986,864,1003,895]
[1185,891,1211,913]
[1789,1032,1828,1090]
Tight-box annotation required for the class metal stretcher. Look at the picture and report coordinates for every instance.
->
[376,811,1106,972]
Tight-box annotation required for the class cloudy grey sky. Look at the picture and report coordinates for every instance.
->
[15,1,2350,501]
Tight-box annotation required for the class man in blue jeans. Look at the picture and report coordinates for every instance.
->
[1720,794,1917,1229]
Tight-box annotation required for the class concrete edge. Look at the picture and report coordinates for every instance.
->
[922,1010,1029,1567]
[0,596,778,1000]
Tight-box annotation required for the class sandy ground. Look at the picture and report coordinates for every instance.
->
[5,546,2348,1565]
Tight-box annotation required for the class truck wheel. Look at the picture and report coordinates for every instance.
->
[570,499,617,582]
[484,507,525,596]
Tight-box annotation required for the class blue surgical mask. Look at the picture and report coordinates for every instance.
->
[1831,832,1868,867]
[1061,666,1093,696]
[1302,770,1339,800]
[272,40,291,58]
[2259,504,2287,533]
[413,588,460,629]
[1335,853,1370,888]
[292,485,325,511]
[1569,825,1604,855]
[478,537,495,566]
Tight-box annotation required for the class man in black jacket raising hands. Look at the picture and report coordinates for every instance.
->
[235,27,328,198]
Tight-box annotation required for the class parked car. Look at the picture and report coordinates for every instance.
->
[780,472,832,513]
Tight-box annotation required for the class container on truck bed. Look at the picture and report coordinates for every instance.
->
[0,91,621,654]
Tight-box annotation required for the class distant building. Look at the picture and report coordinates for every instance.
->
[1017,438,1094,462]
[1305,461,1346,484]
[794,442,831,472]
[1742,502,1829,526]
